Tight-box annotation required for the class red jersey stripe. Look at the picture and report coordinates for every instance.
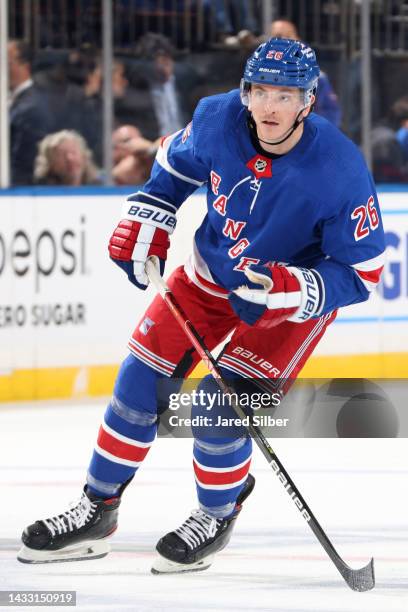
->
[355,266,383,284]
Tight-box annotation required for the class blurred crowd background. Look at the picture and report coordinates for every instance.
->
[4,0,408,187]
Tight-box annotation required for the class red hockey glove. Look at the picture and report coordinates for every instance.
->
[108,194,177,289]
[228,264,323,328]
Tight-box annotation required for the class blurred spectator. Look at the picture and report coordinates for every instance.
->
[234,29,261,51]
[8,39,53,185]
[61,46,129,166]
[371,96,408,183]
[394,96,408,160]
[114,1,191,48]
[112,124,159,185]
[270,18,298,40]
[219,27,264,52]
[33,130,101,186]
[202,1,257,42]
[270,19,342,128]
[132,33,202,139]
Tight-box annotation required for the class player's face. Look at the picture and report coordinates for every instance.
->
[248,84,308,143]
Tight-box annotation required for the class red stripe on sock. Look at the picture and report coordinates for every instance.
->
[193,459,251,486]
[97,427,150,462]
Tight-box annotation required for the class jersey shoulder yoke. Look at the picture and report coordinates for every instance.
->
[193,89,243,139]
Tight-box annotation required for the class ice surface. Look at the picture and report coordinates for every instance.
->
[1,399,407,611]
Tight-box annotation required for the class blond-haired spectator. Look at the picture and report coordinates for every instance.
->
[34,130,101,186]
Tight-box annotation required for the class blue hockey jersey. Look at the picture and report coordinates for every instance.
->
[137,89,385,316]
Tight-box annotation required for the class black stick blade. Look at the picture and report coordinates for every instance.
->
[340,557,375,592]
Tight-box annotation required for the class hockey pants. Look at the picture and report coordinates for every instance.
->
[87,266,335,517]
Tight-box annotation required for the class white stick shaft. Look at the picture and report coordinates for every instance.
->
[145,257,166,297]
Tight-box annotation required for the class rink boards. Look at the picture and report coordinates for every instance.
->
[0,186,407,400]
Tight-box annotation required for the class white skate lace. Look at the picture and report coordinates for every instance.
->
[175,509,220,550]
[42,493,98,537]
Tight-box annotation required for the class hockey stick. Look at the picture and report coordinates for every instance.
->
[145,258,375,592]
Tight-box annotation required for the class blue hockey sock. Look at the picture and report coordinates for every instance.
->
[86,353,160,498]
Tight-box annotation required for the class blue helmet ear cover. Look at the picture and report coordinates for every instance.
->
[241,37,320,108]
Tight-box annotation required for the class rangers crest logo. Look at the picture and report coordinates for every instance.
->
[139,317,155,336]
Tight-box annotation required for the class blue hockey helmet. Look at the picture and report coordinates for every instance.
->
[241,38,320,107]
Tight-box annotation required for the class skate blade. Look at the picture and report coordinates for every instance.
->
[17,539,110,564]
[151,553,214,575]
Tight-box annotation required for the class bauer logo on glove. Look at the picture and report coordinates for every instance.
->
[228,263,324,328]
[108,192,177,290]
[126,204,176,230]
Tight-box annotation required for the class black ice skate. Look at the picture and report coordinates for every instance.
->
[17,479,132,564]
[152,473,255,574]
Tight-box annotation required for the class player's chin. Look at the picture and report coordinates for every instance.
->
[259,126,283,142]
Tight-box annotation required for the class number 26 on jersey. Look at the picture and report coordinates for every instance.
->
[351,196,379,241]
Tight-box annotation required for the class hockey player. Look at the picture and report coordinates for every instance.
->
[18,38,385,573]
